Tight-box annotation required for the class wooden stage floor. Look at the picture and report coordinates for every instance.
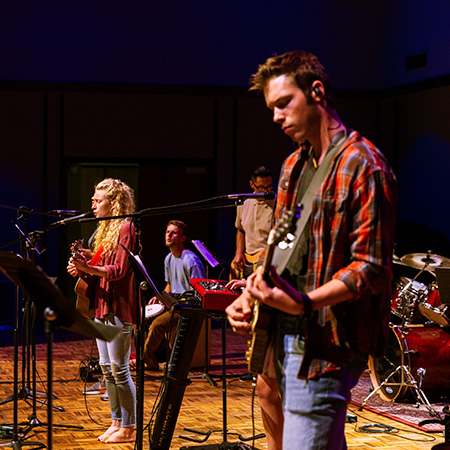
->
[0,327,445,450]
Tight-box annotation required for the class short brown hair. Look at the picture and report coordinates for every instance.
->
[167,220,188,237]
[249,50,334,108]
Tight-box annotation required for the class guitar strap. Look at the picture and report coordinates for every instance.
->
[272,131,348,275]
[89,244,105,267]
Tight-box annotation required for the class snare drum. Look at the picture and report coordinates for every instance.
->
[391,277,428,324]
[368,325,450,402]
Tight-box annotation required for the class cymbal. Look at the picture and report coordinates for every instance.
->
[393,254,408,266]
[400,252,450,272]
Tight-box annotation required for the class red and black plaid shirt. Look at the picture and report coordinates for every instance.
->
[275,130,397,379]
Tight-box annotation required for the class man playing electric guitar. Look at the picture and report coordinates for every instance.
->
[226,50,397,450]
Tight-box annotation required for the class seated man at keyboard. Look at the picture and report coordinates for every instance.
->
[144,220,205,370]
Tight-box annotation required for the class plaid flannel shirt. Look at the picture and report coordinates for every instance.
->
[275,130,397,379]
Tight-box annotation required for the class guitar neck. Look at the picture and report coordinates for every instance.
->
[261,241,275,279]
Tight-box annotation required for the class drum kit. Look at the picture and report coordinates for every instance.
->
[361,251,450,415]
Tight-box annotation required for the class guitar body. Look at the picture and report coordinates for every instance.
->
[246,301,273,373]
[230,250,263,280]
[71,239,103,319]
[74,272,97,319]
[245,205,301,374]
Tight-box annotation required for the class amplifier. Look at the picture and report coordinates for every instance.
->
[190,278,239,311]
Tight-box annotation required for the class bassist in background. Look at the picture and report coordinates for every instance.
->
[227,165,283,450]
[226,50,397,450]
[67,178,137,444]
[229,165,275,285]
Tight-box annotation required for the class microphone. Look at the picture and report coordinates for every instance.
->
[227,191,276,201]
[49,209,81,216]
[56,211,94,225]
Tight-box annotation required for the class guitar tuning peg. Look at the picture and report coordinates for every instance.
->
[286,233,295,242]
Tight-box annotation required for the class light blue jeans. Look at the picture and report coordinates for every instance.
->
[276,334,356,450]
[95,316,136,427]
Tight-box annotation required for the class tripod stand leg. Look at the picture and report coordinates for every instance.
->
[361,361,439,417]
[0,286,46,450]
[401,367,439,417]
[359,365,404,410]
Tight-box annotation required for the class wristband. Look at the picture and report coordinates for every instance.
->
[301,294,313,319]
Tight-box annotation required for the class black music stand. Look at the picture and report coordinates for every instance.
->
[190,240,220,387]
[0,252,121,450]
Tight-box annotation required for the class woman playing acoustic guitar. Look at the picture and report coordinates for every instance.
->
[67,178,137,443]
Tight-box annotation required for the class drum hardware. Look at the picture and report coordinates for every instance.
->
[360,360,438,416]
[395,272,428,328]
[392,252,441,326]
[419,303,450,327]
[417,368,426,389]
[360,325,440,417]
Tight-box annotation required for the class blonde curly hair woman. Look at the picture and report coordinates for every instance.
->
[68,178,137,443]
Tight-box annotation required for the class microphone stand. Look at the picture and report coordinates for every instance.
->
[0,207,88,444]
[0,252,121,450]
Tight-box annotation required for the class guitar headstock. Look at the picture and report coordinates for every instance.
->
[70,239,84,259]
[267,203,302,250]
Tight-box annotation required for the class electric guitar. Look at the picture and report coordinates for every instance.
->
[230,250,263,280]
[70,240,103,319]
[246,205,301,373]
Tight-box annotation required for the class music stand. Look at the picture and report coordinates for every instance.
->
[0,252,121,450]
[190,240,219,387]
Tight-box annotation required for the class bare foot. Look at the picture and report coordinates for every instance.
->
[97,424,121,442]
[104,427,135,443]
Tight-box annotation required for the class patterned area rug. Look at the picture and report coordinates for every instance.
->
[351,371,447,432]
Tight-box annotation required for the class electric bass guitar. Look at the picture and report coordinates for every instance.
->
[229,250,263,280]
[70,239,103,319]
[246,205,301,373]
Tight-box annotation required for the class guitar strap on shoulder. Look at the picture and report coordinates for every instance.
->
[89,244,105,267]
[272,132,348,275]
